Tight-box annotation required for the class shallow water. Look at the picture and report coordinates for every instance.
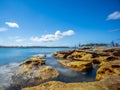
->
[0,47,98,89]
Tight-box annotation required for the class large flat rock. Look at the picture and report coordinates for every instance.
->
[22,75,120,90]
[58,60,92,71]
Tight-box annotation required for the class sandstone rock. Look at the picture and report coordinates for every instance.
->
[96,60,120,81]
[20,57,46,67]
[11,57,59,88]
[53,50,74,59]
[54,48,120,65]
[22,76,120,90]
[58,60,92,71]
[103,48,120,57]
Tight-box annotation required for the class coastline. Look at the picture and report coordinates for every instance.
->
[22,47,120,90]
[0,47,120,90]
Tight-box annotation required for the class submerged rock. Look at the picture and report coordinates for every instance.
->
[22,75,120,90]
[11,57,59,89]
[96,60,120,81]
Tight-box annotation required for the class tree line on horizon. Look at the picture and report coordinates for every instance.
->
[75,41,120,48]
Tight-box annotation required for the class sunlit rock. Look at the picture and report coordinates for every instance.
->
[96,60,120,81]
[58,60,92,71]
[53,50,75,59]
[22,76,120,90]
[11,57,59,89]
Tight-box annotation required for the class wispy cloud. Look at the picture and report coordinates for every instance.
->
[109,28,120,32]
[15,39,24,42]
[5,22,19,28]
[106,11,120,20]
[30,30,75,42]
[0,27,8,32]
[8,36,24,42]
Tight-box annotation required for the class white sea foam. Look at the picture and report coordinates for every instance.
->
[0,63,20,89]
[32,54,52,58]
[46,54,53,57]
[56,67,78,77]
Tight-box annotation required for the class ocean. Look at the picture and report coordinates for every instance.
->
[0,47,97,89]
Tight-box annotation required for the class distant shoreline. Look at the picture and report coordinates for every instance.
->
[0,46,73,48]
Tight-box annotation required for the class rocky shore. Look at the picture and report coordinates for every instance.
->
[53,48,120,80]
[23,75,120,90]
[9,57,59,89]
[10,47,120,90]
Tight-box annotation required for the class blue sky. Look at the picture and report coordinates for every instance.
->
[0,0,120,46]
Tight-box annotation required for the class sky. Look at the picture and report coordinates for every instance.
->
[0,0,120,46]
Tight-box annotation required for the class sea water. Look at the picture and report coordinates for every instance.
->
[0,47,97,89]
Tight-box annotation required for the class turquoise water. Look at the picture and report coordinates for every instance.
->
[0,47,71,66]
[0,47,97,89]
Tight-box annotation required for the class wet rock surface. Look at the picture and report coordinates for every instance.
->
[10,57,59,89]
[22,75,120,90]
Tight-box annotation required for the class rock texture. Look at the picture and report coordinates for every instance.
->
[22,75,120,90]
[53,50,74,59]
[54,48,120,65]
[58,60,92,71]
[11,57,59,88]
[9,48,120,90]
[96,60,120,81]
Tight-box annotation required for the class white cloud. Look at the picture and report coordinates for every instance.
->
[107,11,120,20]
[8,36,24,42]
[62,30,75,36]
[30,30,75,42]
[109,28,120,32]
[5,22,19,28]
[0,27,8,32]
[15,39,24,42]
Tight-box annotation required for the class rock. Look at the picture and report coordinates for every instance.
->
[22,75,120,90]
[20,57,46,67]
[93,55,119,65]
[80,54,93,60]
[96,60,120,81]
[54,48,120,65]
[53,50,74,59]
[58,60,92,71]
[66,50,97,60]
[103,48,120,57]
[11,57,59,89]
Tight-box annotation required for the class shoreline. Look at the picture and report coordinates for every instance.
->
[0,47,120,90]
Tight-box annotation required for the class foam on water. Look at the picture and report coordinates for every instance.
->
[0,63,20,89]
[32,54,52,58]
[56,67,79,77]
